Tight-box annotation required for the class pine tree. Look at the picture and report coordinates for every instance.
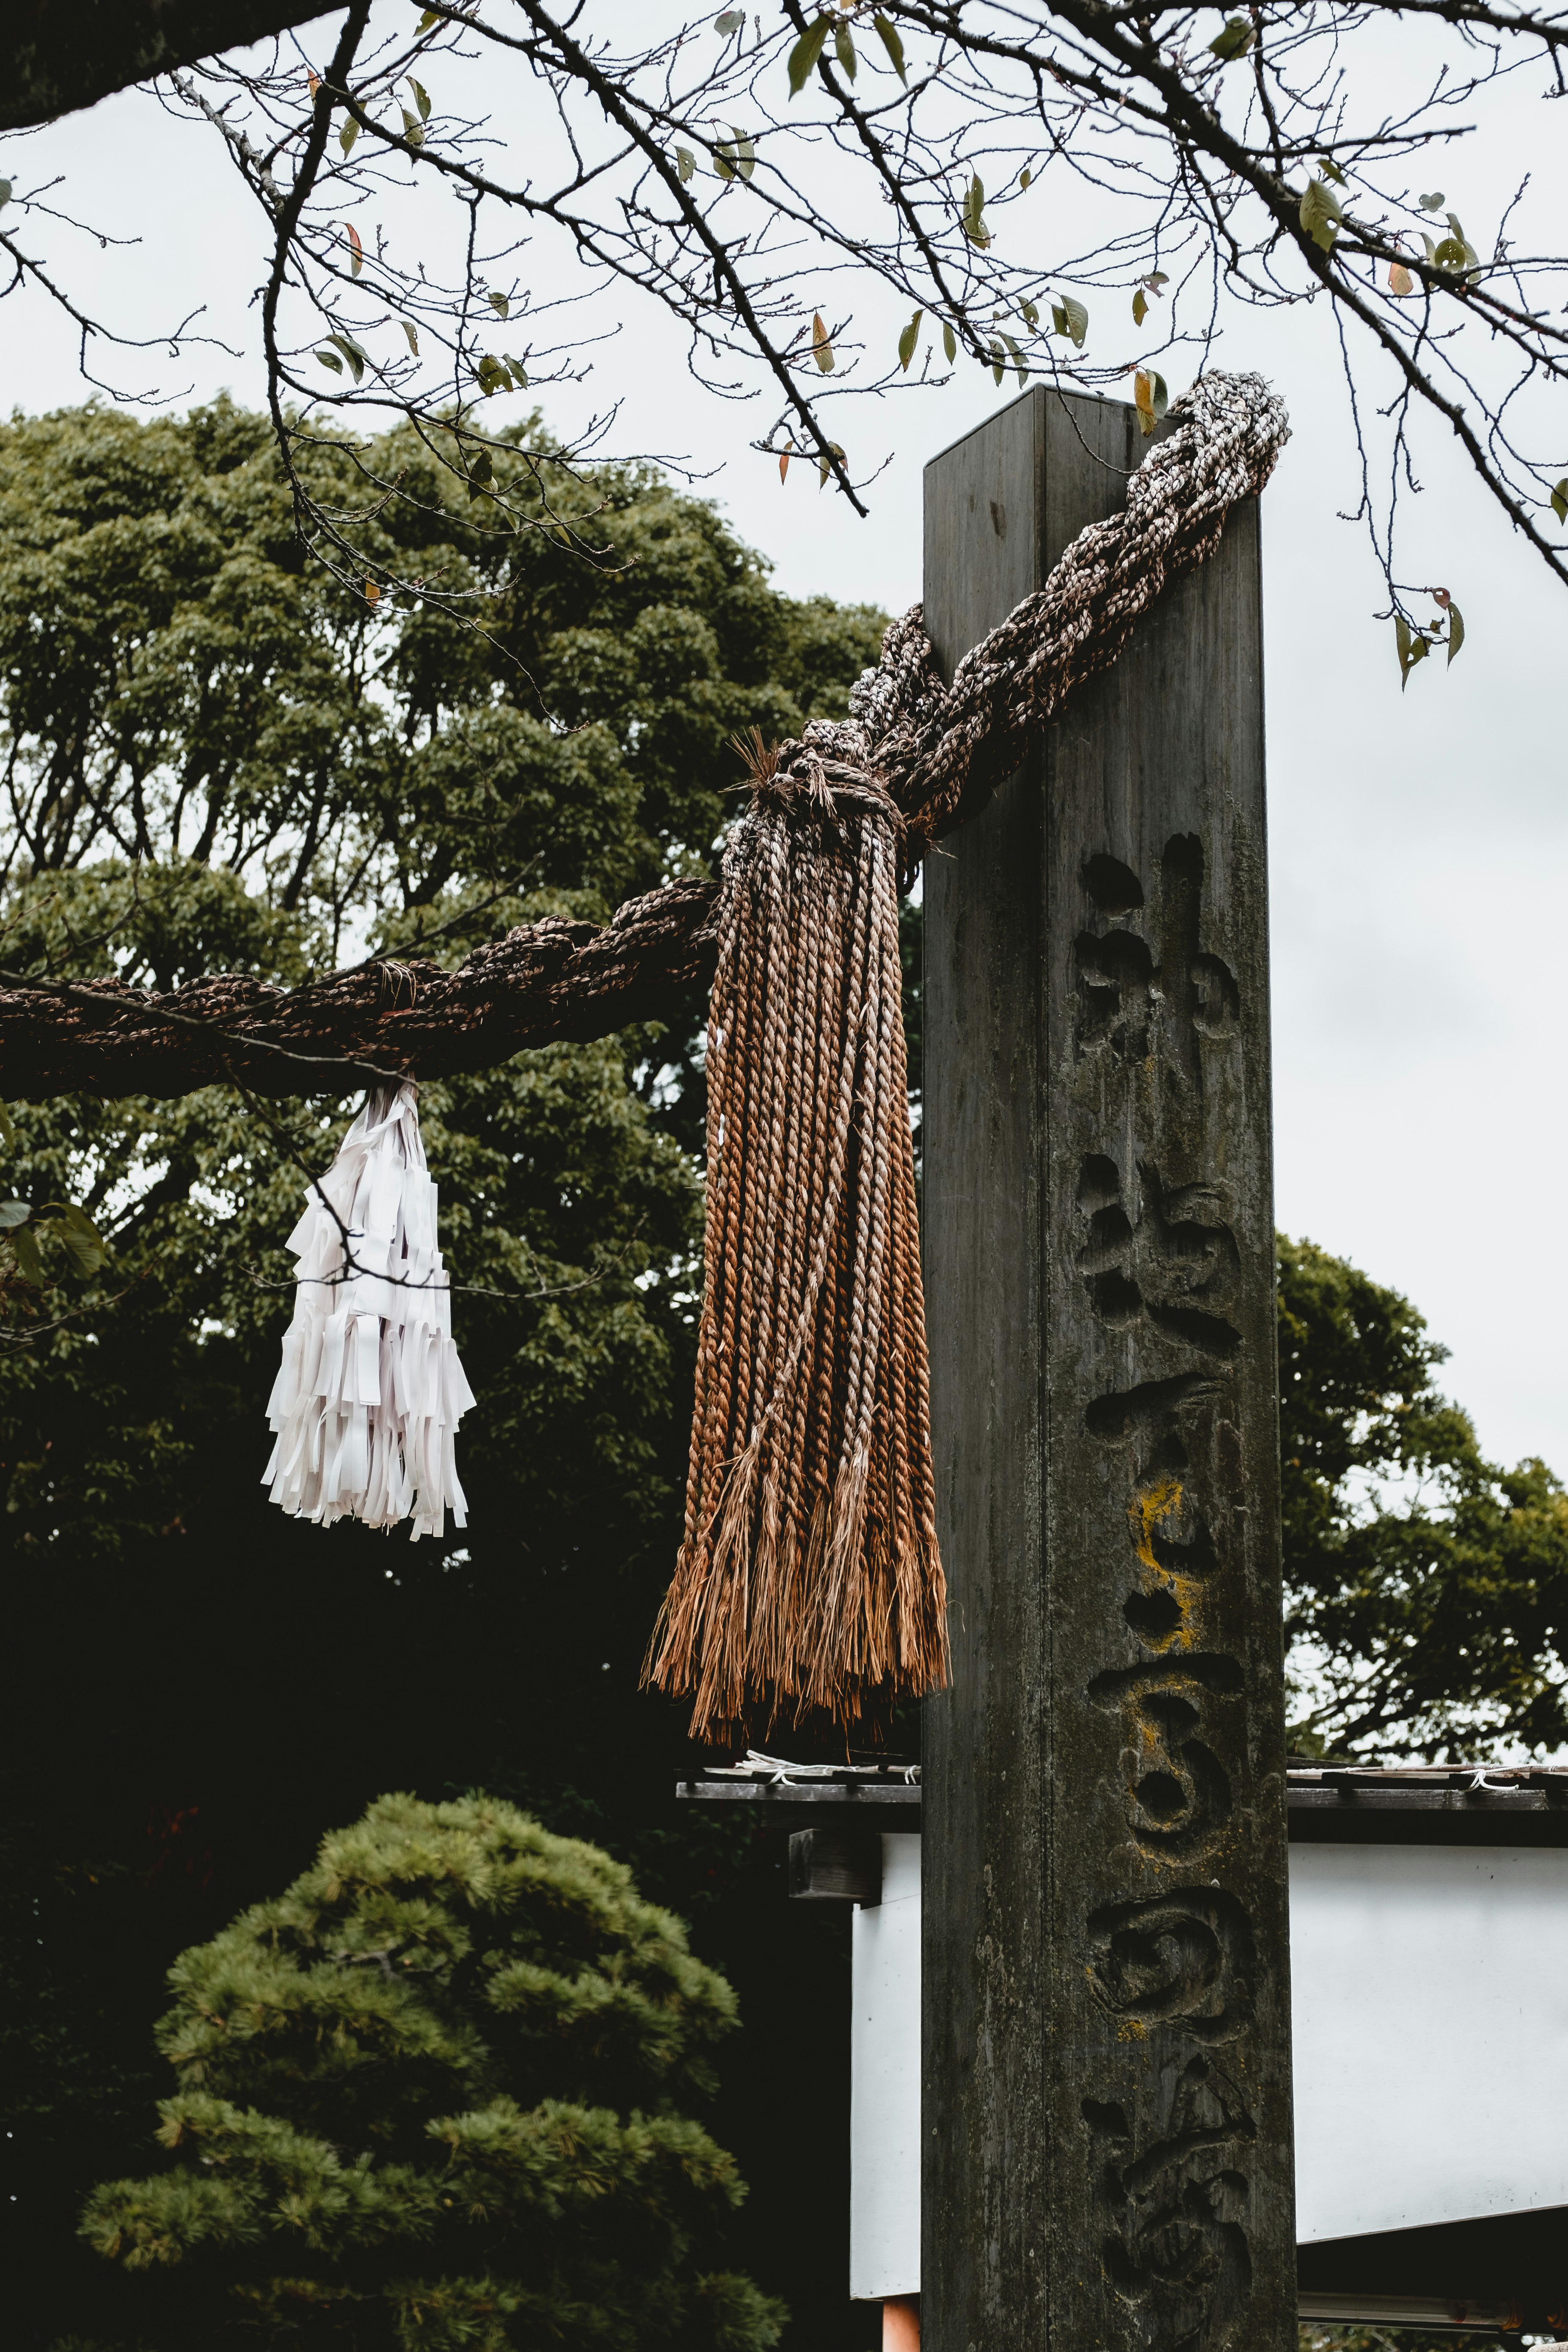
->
[78,1793,785,2352]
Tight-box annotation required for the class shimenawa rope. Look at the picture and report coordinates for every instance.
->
[258,373,1290,1741]
[644,372,1290,1740]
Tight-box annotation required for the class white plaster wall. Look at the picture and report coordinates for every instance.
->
[849,1834,922,2299]
[1290,1841,1568,2242]
[846,1834,1568,2294]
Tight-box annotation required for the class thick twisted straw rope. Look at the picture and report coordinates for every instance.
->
[0,377,1287,1103]
[645,372,1289,1742]
[644,749,943,1738]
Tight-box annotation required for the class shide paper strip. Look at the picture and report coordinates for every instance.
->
[262,1083,474,1539]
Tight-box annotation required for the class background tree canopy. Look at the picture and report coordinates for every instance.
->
[1278,1234,1568,1759]
[2,399,1565,2352]
[79,1791,785,2352]
[0,395,884,2350]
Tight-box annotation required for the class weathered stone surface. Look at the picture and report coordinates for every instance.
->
[920,387,1294,2352]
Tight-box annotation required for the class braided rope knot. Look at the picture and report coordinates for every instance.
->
[750,719,904,844]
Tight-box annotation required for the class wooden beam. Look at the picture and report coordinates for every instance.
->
[788,1829,883,1906]
[920,387,1295,2350]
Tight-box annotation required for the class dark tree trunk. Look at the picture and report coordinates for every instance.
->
[3,0,332,132]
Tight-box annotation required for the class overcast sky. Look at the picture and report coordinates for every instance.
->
[4,31,1566,1479]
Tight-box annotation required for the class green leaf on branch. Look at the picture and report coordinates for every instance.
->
[1208,17,1255,61]
[988,338,1005,387]
[787,16,831,94]
[833,21,857,80]
[473,354,510,397]
[1133,287,1148,325]
[873,13,907,83]
[1418,191,1446,211]
[961,174,990,248]
[1300,175,1342,252]
[1002,332,1026,386]
[401,320,419,356]
[408,76,432,121]
[1020,299,1039,330]
[328,333,368,383]
[55,1204,108,1277]
[1551,478,1568,525]
[897,310,923,372]
[1317,154,1347,187]
[1019,166,1032,190]
[1439,212,1480,277]
[1395,612,1430,690]
[466,449,494,500]
[400,108,425,147]
[1433,588,1465,666]
[818,440,845,488]
[10,1222,44,1284]
[0,180,12,210]
[942,320,957,363]
[339,116,359,157]
[317,349,345,373]
[0,1200,30,1230]
[505,354,529,388]
[1051,295,1088,347]
[488,291,509,317]
[416,8,441,28]
[716,130,755,181]
[676,146,696,183]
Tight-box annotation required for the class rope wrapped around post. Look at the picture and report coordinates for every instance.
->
[645,371,1290,1741]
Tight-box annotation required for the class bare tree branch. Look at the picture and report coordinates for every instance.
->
[7,2,1568,681]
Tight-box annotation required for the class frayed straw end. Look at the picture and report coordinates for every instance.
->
[730,725,782,788]
[645,772,946,1743]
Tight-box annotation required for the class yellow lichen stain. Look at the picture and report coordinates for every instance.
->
[1116,2017,1148,2042]
[1130,1472,1182,1571]
[1127,1473,1201,1651]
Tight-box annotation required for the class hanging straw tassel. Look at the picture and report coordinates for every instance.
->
[262,1082,476,1541]
[644,728,948,1742]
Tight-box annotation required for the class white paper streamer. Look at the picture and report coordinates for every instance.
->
[262,1083,475,1541]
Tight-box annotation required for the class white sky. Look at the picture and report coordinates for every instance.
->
[3,22,1567,1477]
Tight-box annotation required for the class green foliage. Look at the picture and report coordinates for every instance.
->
[0,398,886,2350]
[79,1793,784,2351]
[0,397,887,1563]
[1280,1235,1568,1757]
